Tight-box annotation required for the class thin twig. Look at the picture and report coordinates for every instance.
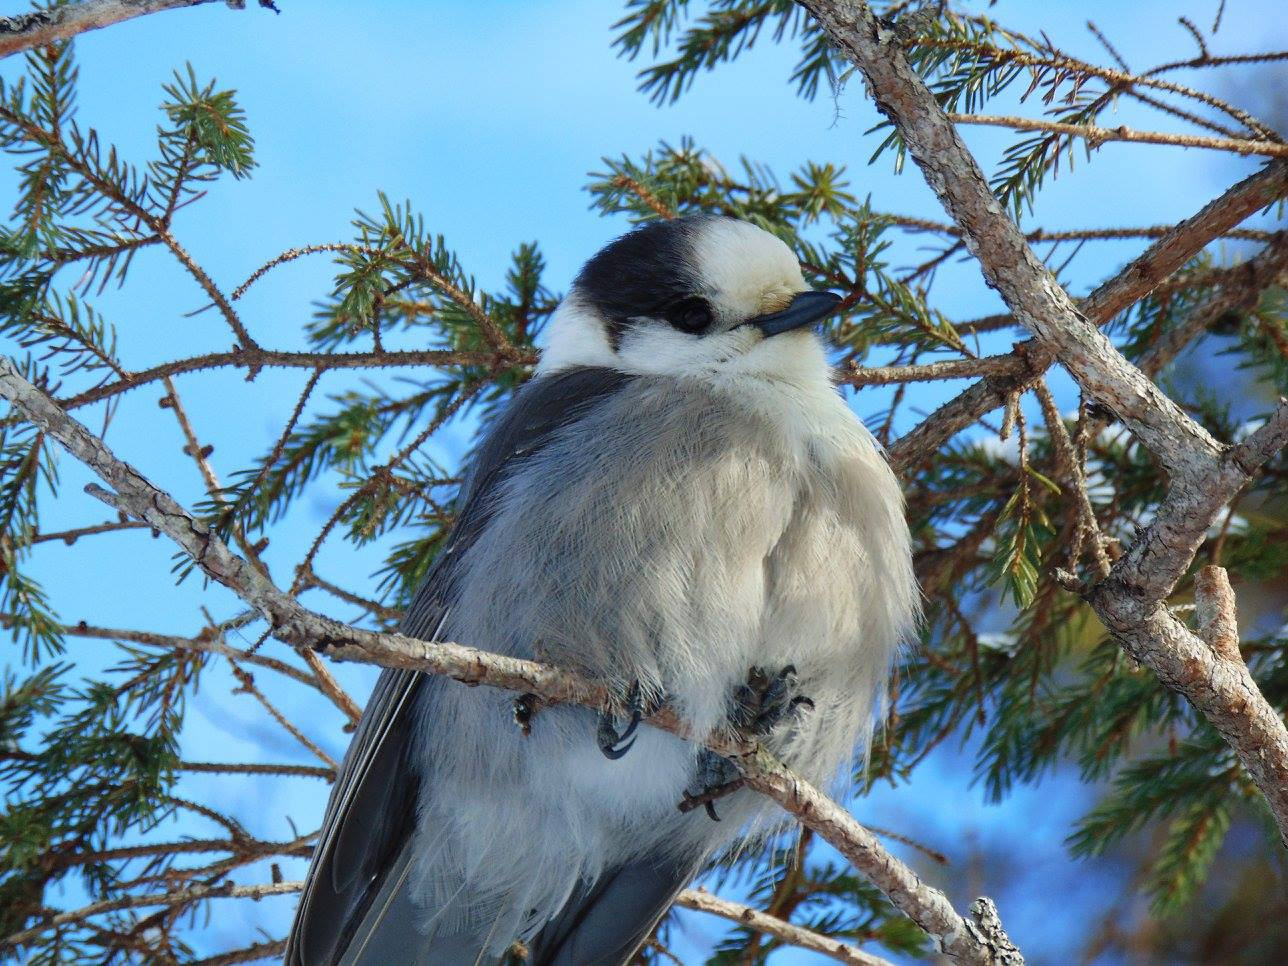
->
[675,888,892,965]
[227,662,338,770]
[62,346,534,411]
[31,518,146,544]
[947,113,1288,159]
[4,882,302,949]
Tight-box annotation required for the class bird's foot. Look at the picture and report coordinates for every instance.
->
[678,666,814,821]
[513,693,540,737]
[731,664,814,736]
[596,679,662,760]
[679,749,744,821]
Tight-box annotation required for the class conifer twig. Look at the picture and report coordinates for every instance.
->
[946,113,1288,159]
[675,888,893,965]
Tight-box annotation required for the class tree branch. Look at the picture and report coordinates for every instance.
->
[946,113,1288,159]
[0,1,272,60]
[0,355,1014,963]
[803,0,1288,846]
[0,614,317,687]
[62,345,535,411]
[1137,232,1288,376]
[887,159,1288,472]
[3,881,301,950]
[675,888,893,965]
[842,353,1026,388]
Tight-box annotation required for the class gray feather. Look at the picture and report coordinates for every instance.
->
[527,858,696,966]
[286,368,636,966]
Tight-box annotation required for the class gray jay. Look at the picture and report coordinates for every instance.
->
[286,215,917,965]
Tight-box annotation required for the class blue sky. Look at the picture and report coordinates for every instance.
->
[3,0,1284,961]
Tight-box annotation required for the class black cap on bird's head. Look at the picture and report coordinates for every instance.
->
[540,216,842,375]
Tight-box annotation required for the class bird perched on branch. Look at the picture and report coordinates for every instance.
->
[286,215,917,965]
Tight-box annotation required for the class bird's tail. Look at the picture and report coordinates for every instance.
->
[523,858,694,966]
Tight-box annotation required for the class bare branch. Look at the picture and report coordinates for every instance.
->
[62,346,534,411]
[1035,380,1112,579]
[42,834,313,871]
[0,1,269,60]
[31,518,147,544]
[4,881,301,949]
[227,662,338,769]
[947,113,1288,159]
[842,353,1025,387]
[675,888,892,965]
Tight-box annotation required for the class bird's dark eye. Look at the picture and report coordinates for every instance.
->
[662,296,713,334]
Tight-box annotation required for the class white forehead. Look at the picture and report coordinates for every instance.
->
[537,217,810,377]
[690,218,806,315]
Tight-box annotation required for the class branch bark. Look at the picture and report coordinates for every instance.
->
[887,159,1288,473]
[675,888,892,965]
[0,355,1016,963]
[803,0,1288,845]
[0,1,270,59]
[3,881,301,949]
[62,346,535,411]
[946,113,1288,159]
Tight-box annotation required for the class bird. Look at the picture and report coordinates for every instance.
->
[285,214,918,965]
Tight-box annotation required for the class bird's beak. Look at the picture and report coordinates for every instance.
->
[747,290,843,337]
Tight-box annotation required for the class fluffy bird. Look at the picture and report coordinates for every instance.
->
[286,215,917,965]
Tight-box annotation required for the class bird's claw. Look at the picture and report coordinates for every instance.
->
[597,680,646,760]
[680,748,744,821]
[678,666,814,821]
[732,664,814,736]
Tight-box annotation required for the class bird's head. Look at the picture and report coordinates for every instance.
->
[537,216,842,379]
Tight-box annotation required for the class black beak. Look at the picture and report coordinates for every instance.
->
[747,290,843,337]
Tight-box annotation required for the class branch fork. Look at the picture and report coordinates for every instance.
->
[802,0,1288,848]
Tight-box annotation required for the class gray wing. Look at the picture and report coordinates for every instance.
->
[286,367,635,966]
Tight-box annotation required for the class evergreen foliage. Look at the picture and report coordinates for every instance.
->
[0,1,1285,961]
